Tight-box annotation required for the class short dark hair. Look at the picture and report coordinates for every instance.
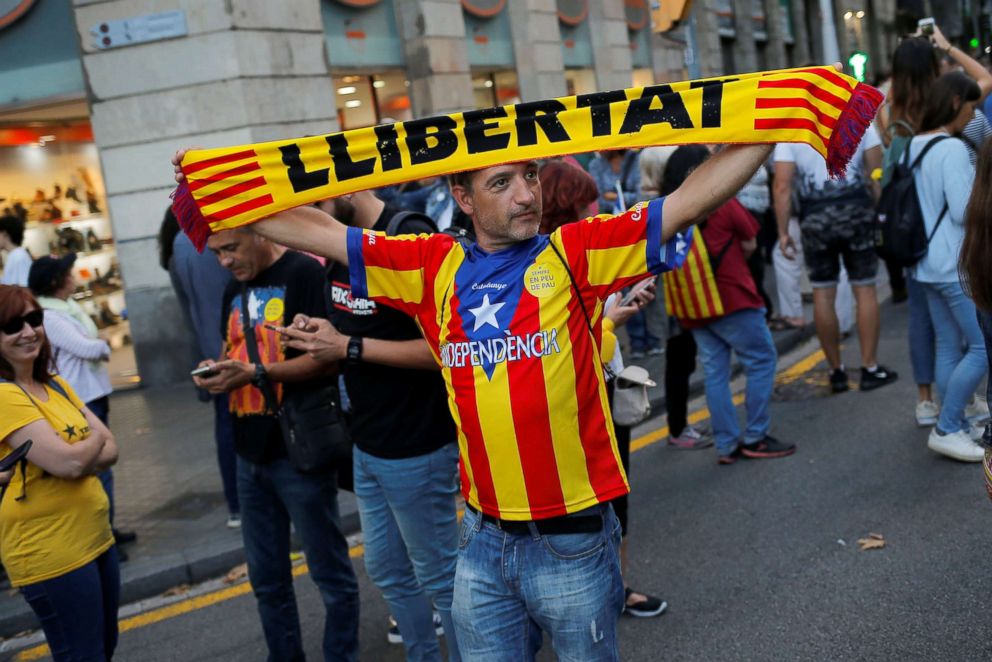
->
[449,170,477,191]
[0,215,25,246]
[660,145,711,196]
[919,71,981,132]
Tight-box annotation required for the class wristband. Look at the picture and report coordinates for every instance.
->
[347,336,363,365]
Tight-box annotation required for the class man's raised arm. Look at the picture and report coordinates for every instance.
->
[252,205,349,266]
[661,143,774,239]
[172,148,349,264]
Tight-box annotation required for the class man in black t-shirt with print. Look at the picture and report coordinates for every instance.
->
[193,229,358,661]
[289,190,461,660]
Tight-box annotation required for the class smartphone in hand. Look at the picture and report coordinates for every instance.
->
[190,365,219,378]
[619,277,656,307]
[918,17,935,36]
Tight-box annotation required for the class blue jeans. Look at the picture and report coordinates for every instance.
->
[691,308,777,456]
[451,504,624,661]
[86,396,115,525]
[213,394,239,515]
[21,547,120,662]
[907,275,936,386]
[354,443,460,662]
[922,281,988,433]
[237,456,359,662]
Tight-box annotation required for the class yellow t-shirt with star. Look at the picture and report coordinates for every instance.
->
[0,377,113,587]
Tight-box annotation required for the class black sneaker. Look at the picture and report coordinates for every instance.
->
[740,435,796,459]
[860,365,898,391]
[830,368,850,394]
[623,587,668,618]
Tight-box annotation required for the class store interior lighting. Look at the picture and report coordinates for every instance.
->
[337,86,357,95]
[856,10,864,18]
[372,80,385,88]
[345,99,362,108]
[844,11,853,20]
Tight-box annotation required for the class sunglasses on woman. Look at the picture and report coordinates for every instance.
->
[1,310,44,336]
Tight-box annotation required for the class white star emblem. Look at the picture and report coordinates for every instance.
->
[468,293,505,332]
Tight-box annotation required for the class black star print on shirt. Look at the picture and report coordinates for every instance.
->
[62,424,77,440]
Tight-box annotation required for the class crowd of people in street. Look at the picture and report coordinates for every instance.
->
[2,20,992,662]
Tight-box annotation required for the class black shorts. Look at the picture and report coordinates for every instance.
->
[800,205,878,287]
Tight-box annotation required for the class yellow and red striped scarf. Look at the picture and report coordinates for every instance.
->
[172,65,881,250]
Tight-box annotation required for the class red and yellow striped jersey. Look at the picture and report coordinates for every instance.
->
[347,198,689,520]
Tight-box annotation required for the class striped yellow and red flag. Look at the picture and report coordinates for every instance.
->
[662,230,724,321]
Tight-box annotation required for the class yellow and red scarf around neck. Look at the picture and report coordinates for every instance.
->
[172,65,882,250]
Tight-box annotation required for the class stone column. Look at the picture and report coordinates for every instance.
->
[692,0,727,78]
[763,0,789,69]
[588,0,634,91]
[72,0,339,385]
[393,0,474,116]
[507,0,567,100]
[732,0,759,73]
[791,0,814,65]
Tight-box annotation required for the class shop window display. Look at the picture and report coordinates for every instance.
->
[0,123,136,387]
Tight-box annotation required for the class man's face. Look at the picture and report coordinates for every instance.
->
[452,162,542,248]
[207,229,265,282]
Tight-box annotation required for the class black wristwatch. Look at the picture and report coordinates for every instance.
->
[250,363,267,388]
[346,336,363,365]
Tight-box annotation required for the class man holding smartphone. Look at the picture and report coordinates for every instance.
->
[192,229,359,662]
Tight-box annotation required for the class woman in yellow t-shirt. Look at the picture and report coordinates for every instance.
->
[0,285,120,661]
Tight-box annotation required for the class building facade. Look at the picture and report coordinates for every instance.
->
[0,0,901,385]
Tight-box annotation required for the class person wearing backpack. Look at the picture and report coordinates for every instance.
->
[301,190,462,661]
[908,71,988,462]
[878,27,992,427]
[662,146,795,465]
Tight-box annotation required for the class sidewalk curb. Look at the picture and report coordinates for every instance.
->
[0,327,813,639]
[0,512,362,638]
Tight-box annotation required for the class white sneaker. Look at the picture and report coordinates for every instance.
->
[969,423,988,442]
[965,395,991,424]
[226,514,242,529]
[915,400,939,427]
[927,428,985,462]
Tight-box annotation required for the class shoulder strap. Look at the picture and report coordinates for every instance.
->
[385,210,438,237]
[547,240,615,379]
[909,135,951,171]
[240,285,281,416]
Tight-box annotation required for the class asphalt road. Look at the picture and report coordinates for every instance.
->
[7,299,992,662]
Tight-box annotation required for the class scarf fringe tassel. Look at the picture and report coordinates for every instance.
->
[826,82,885,178]
[170,181,211,252]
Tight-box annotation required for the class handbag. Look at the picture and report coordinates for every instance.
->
[240,287,352,479]
[612,365,656,427]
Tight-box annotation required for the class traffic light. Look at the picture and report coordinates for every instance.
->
[848,51,868,83]
[970,37,980,50]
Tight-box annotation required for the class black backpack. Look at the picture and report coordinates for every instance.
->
[875,135,951,268]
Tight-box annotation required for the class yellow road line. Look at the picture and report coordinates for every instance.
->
[15,346,825,661]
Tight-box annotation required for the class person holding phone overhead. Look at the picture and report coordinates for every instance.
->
[0,285,120,661]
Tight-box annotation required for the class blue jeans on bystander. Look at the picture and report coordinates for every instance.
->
[213,394,239,515]
[922,281,988,433]
[354,443,461,662]
[907,275,936,386]
[691,308,777,456]
[451,504,624,662]
[21,547,120,662]
[237,456,359,662]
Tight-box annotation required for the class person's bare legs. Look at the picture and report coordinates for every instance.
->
[918,384,934,403]
[852,284,880,368]
[813,286,842,369]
